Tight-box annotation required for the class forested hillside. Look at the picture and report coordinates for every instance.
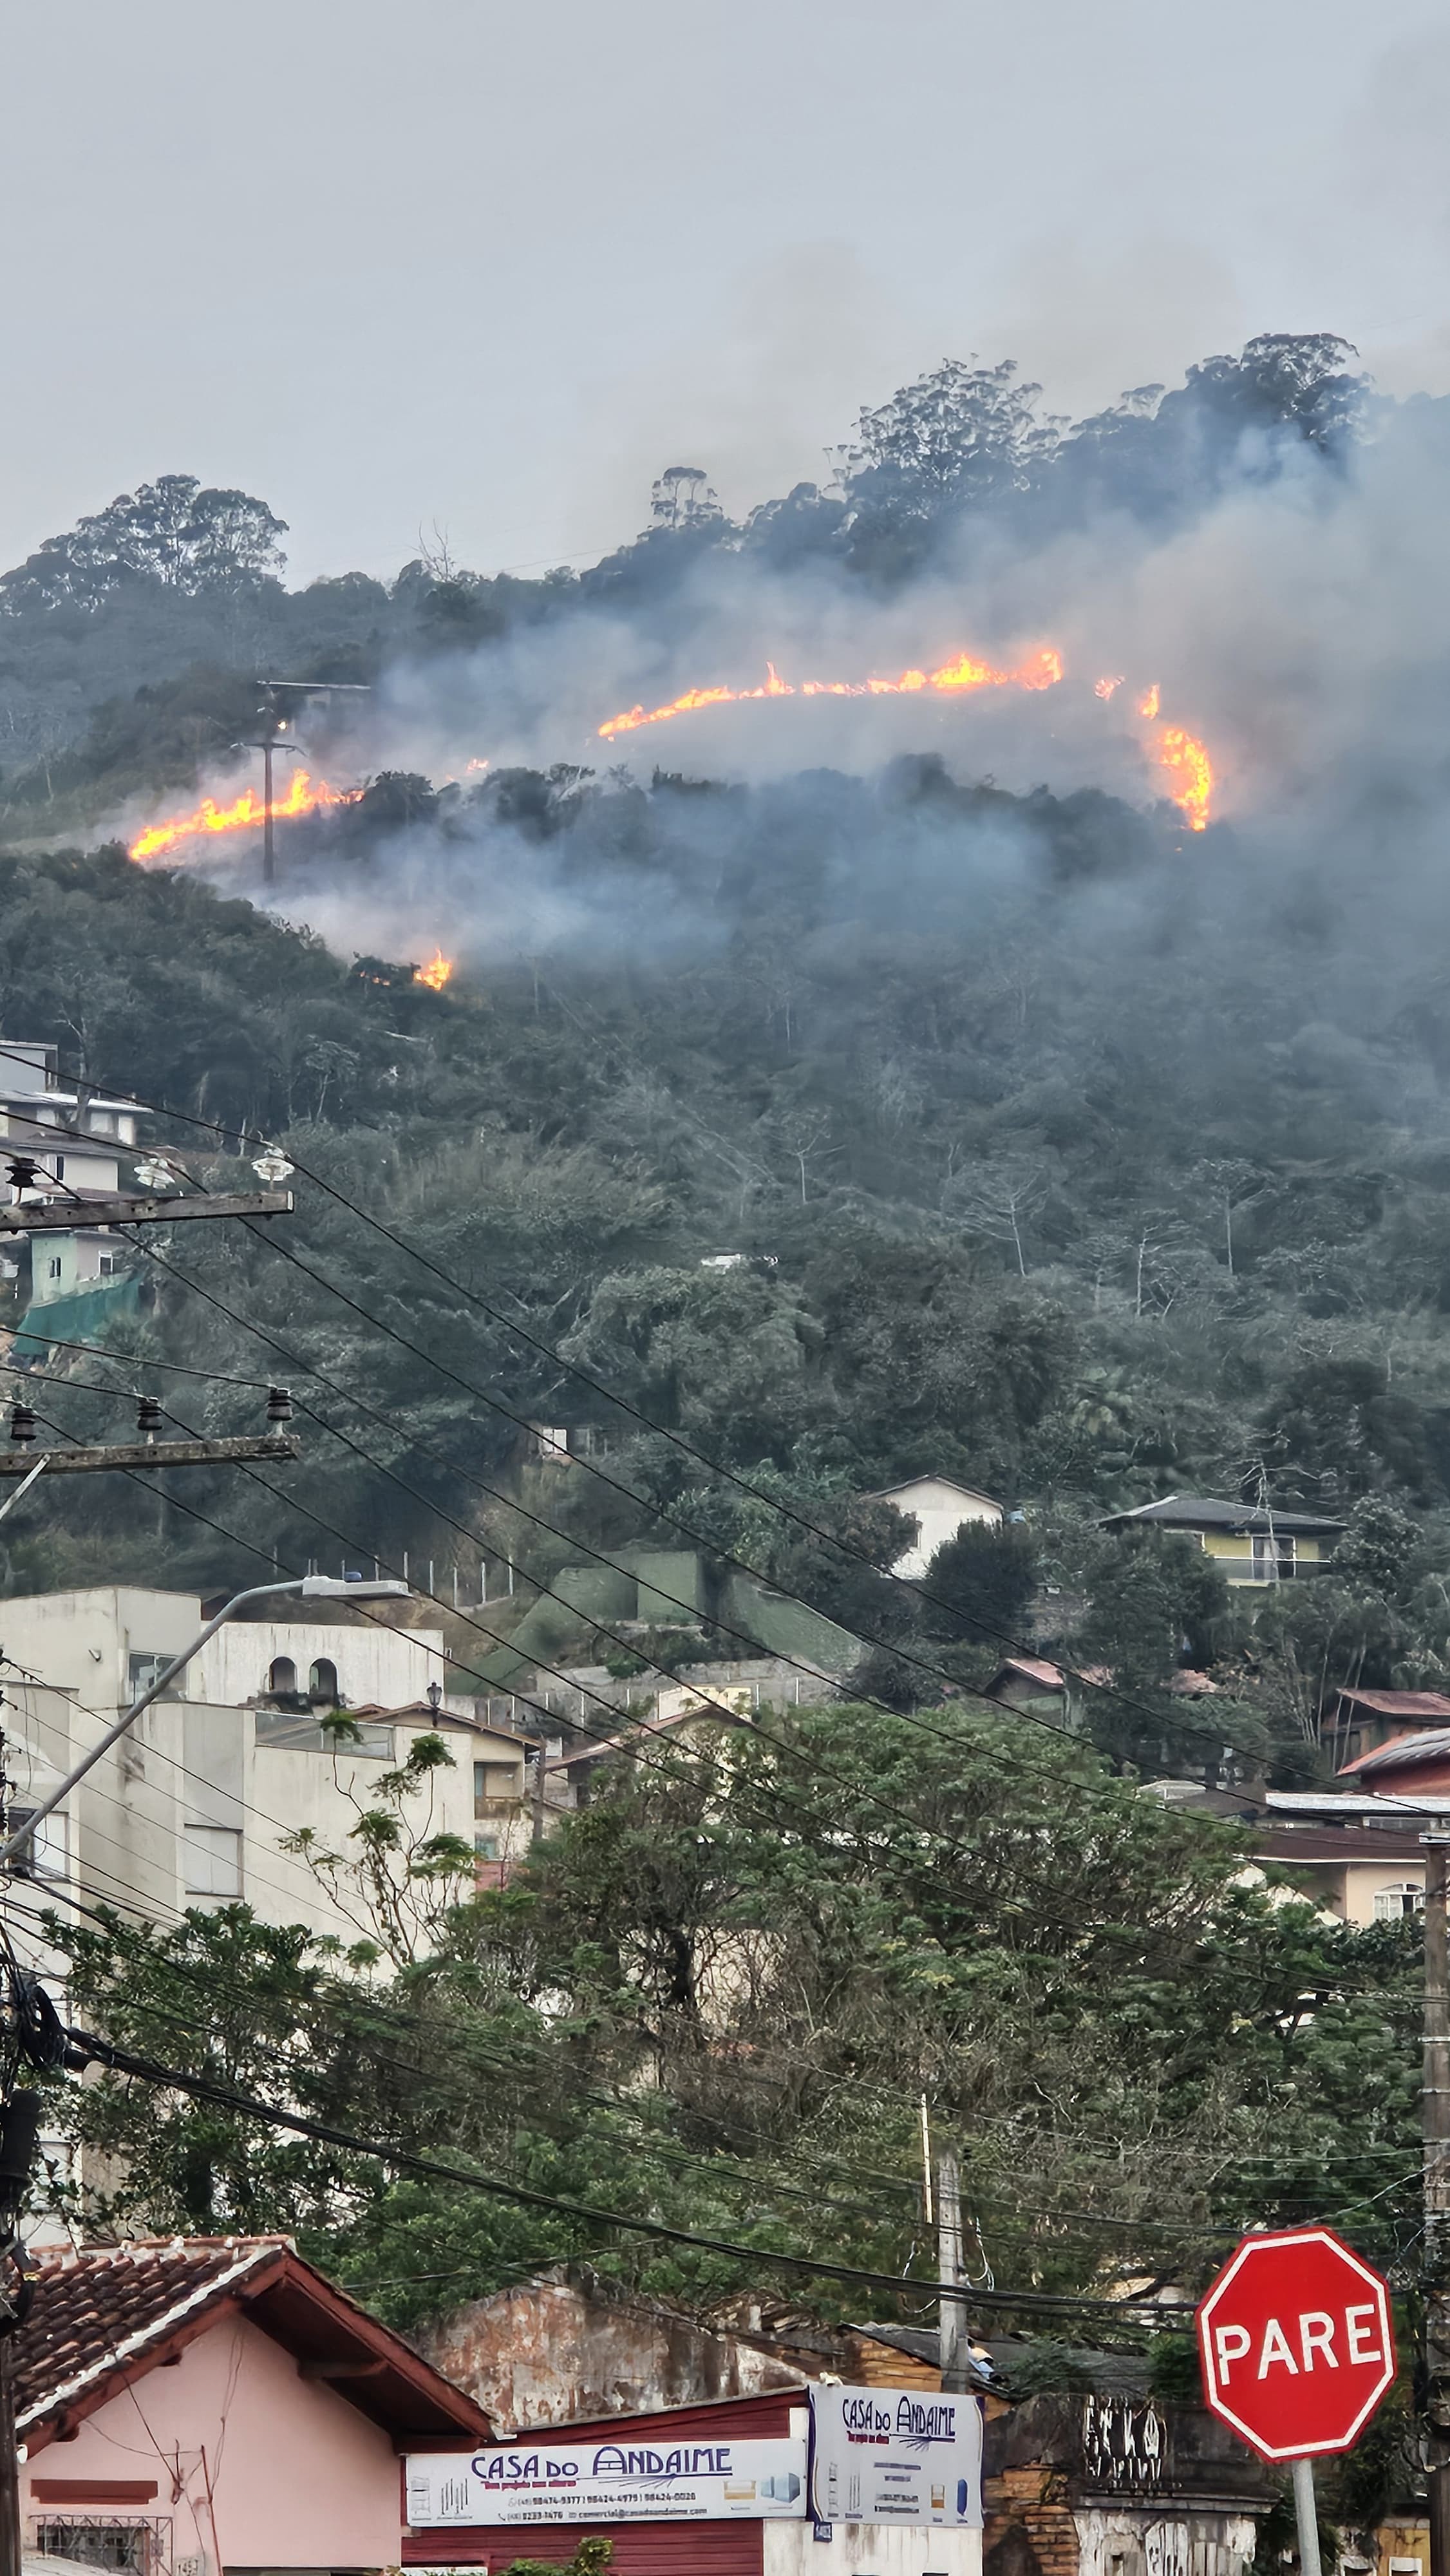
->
[5,328,1450,2332]
[3,331,1450,1783]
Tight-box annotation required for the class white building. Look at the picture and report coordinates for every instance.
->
[0,1038,149,1305]
[0,1587,536,1961]
[866,1475,1004,1580]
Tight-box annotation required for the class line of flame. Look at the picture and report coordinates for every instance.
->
[413,949,454,990]
[597,648,1064,743]
[128,768,361,863]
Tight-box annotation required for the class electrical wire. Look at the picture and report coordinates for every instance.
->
[50,2014,1236,2325]
[0,1035,1280,1777]
[4,1365,1263,1976]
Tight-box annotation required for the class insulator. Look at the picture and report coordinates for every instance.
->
[136,1396,164,1437]
[8,1405,35,1446]
[266,1385,294,1426]
[6,1157,38,1193]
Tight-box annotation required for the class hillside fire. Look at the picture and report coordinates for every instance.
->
[598,646,1065,743]
[598,649,1214,829]
[129,768,361,863]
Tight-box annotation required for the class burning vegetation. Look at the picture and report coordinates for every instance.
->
[129,768,360,863]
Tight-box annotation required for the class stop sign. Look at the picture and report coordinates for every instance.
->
[1197,2227,1397,2460]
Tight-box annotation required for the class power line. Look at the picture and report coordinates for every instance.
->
[49,2015,1210,2325]
[8,1361,1252,1974]
[0,1036,1263,1777]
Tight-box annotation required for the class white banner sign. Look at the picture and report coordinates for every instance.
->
[407,2437,807,2528]
[809,2385,983,2528]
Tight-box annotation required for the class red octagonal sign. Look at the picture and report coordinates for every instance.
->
[1197,2227,1397,2461]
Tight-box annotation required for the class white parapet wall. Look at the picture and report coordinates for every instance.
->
[766,2524,981,2576]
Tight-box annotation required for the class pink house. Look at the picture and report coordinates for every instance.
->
[14,2237,491,2576]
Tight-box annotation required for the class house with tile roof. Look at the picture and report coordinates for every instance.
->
[12,2237,489,2576]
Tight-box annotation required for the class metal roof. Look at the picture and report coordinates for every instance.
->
[1099,1493,1345,1535]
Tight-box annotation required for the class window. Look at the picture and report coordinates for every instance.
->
[50,1156,64,1180]
[475,1833,500,1861]
[308,1656,339,1703]
[1250,1533,1295,1581]
[32,2521,167,2575]
[475,1759,522,1812]
[8,1808,68,1879]
[256,1710,393,1757]
[184,1825,242,1897]
[97,1253,118,1276]
[46,1257,61,1281]
[1373,1881,1424,1922]
[127,1650,176,1700]
[267,1654,297,1694]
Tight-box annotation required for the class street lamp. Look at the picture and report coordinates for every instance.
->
[0,1573,410,1866]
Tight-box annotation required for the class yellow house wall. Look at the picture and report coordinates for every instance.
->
[1200,1532,1325,1580]
[1280,1854,1427,1926]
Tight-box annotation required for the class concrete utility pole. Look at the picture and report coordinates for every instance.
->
[937,2150,970,2392]
[1424,1833,1450,2576]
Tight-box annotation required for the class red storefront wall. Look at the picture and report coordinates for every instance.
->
[402,2391,802,2576]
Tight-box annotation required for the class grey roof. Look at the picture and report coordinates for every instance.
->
[1348,1727,1450,1773]
[1099,1493,1344,1536]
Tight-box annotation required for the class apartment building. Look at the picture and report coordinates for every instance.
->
[0,1586,534,1958]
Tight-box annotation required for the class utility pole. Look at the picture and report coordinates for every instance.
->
[0,1184,292,1242]
[1424,1833,1450,2576]
[250,680,371,888]
[937,2150,970,2392]
[0,1430,299,1477]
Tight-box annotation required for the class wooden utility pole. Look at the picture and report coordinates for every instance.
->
[0,1187,292,1238]
[937,2150,970,2392]
[1425,1833,1450,2576]
[0,1434,299,1477]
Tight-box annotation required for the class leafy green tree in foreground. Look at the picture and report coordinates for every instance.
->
[39,1703,1420,2331]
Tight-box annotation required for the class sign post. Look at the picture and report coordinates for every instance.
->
[1198,2228,1397,2576]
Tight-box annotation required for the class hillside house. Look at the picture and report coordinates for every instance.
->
[1098,1495,1343,1584]
[867,1475,1004,1579]
[0,1036,150,1333]
[1323,1685,1450,1768]
[1252,1786,1443,1923]
[1340,1728,1450,1800]
[14,2237,490,2576]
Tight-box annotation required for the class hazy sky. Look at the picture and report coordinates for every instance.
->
[6,0,1448,586]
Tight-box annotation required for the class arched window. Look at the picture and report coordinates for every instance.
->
[1373,1880,1424,1922]
[268,1656,297,1695]
[308,1657,339,1704]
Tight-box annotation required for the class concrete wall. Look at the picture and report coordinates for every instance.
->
[23,2307,404,2569]
[417,2275,809,2431]
[193,1615,446,1710]
[767,2529,979,2575]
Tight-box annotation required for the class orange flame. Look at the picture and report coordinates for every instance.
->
[1095,675,1124,701]
[1156,725,1213,831]
[1138,683,1160,721]
[598,647,1063,741]
[413,949,454,991]
[129,768,361,863]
